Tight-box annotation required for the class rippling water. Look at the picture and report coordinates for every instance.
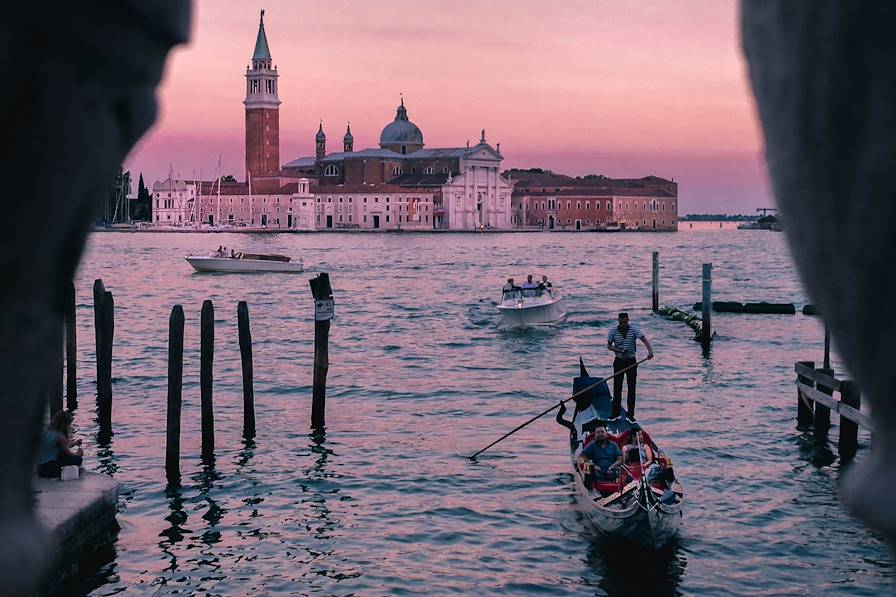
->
[65,229,891,595]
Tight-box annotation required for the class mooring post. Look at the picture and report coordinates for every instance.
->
[814,367,835,445]
[200,299,215,460]
[98,290,114,435]
[238,301,255,439]
[651,251,659,312]
[309,273,334,431]
[839,380,860,460]
[796,360,815,429]
[93,278,105,395]
[166,305,185,484]
[823,323,831,369]
[49,325,64,418]
[65,281,77,409]
[701,263,712,345]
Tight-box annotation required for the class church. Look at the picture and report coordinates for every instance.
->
[240,10,513,230]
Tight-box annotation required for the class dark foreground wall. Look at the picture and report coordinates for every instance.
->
[742,1,896,546]
[0,4,189,594]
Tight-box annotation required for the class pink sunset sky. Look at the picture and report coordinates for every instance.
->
[126,0,771,213]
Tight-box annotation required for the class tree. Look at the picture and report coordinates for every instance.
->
[130,172,152,221]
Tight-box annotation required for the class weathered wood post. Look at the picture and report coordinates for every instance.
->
[200,299,215,460]
[814,367,835,445]
[796,360,815,429]
[238,301,255,439]
[839,380,861,460]
[823,322,831,369]
[65,281,77,409]
[93,278,105,391]
[166,305,185,484]
[651,251,659,312]
[701,263,712,345]
[49,326,64,418]
[98,290,114,435]
[309,273,334,431]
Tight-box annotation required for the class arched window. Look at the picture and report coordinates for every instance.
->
[392,166,402,176]
[324,165,339,176]
[423,166,434,174]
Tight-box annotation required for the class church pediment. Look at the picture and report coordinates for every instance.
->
[466,144,503,161]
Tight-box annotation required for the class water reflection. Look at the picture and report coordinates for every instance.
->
[583,531,686,597]
[194,461,225,546]
[159,484,187,572]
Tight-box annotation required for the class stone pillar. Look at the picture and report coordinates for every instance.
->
[743,0,896,547]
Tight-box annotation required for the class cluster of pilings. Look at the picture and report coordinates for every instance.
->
[50,273,335,486]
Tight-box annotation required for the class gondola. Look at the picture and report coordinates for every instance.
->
[562,360,684,548]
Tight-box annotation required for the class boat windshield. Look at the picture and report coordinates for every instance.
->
[502,287,554,301]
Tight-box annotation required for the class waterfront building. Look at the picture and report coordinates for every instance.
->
[508,170,678,231]
[313,184,435,230]
[151,176,197,226]
[195,177,315,230]
[284,103,513,230]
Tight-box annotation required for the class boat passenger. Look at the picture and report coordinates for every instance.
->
[622,428,654,466]
[540,275,552,289]
[521,274,538,289]
[215,245,224,257]
[36,411,83,478]
[581,425,622,484]
[229,249,236,259]
[502,278,516,292]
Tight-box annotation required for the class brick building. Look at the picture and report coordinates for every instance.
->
[508,170,678,231]
[244,10,281,182]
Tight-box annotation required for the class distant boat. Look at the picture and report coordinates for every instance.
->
[185,251,304,273]
[565,360,684,548]
[496,285,566,326]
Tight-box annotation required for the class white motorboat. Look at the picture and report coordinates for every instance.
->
[496,286,566,326]
[185,251,304,273]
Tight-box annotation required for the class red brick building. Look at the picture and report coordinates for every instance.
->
[507,170,678,231]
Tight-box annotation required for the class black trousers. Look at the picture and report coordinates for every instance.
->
[611,357,638,418]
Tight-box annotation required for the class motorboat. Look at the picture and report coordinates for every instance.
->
[496,285,566,326]
[185,251,304,273]
[563,360,683,548]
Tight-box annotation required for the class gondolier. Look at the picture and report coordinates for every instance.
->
[607,312,654,419]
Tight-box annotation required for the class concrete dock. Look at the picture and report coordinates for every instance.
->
[33,472,120,592]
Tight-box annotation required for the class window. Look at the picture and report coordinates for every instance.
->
[443,167,449,174]
[392,166,402,176]
[411,167,417,174]
[375,197,379,203]
[424,167,434,174]
[606,201,611,211]
[324,165,339,176]
[586,201,590,210]
[386,215,390,222]
[566,201,571,210]
[577,202,581,210]
[386,197,390,203]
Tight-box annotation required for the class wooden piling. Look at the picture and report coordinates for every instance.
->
[823,323,831,370]
[814,367,835,444]
[237,301,255,439]
[309,273,334,431]
[49,324,64,418]
[701,263,712,345]
[166,305,185,484]
[200,300,215,460]
[796,360,815,429]
[65,282,77,409]
[92,279,105,395]
[97,290,114,435]
[839,380,860,460]
[651,251,659,312]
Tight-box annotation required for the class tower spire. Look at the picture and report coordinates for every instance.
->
[253,9,272,61]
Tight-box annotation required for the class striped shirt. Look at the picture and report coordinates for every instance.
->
[607,324,644,358]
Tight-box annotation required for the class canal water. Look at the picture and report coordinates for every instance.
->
[69,228,891,595]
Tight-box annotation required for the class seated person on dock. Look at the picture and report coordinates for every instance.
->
[580,425,622,486]
[37,411,83,478]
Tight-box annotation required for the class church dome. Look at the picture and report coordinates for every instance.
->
[379,99,424,152]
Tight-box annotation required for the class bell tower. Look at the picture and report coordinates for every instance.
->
[244,9,281,180]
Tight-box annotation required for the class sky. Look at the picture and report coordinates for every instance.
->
[126,0,772,213]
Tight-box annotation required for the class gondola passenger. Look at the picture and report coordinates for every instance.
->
[580,426,622,485]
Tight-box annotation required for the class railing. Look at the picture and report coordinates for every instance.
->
[794,360,870,459]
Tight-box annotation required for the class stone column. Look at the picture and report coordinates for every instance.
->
[0,4,189,594]
[743,0,896,547]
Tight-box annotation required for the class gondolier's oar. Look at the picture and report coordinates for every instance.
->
[468,356,649,460]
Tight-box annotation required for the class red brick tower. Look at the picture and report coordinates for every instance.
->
[244,10,280,181]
